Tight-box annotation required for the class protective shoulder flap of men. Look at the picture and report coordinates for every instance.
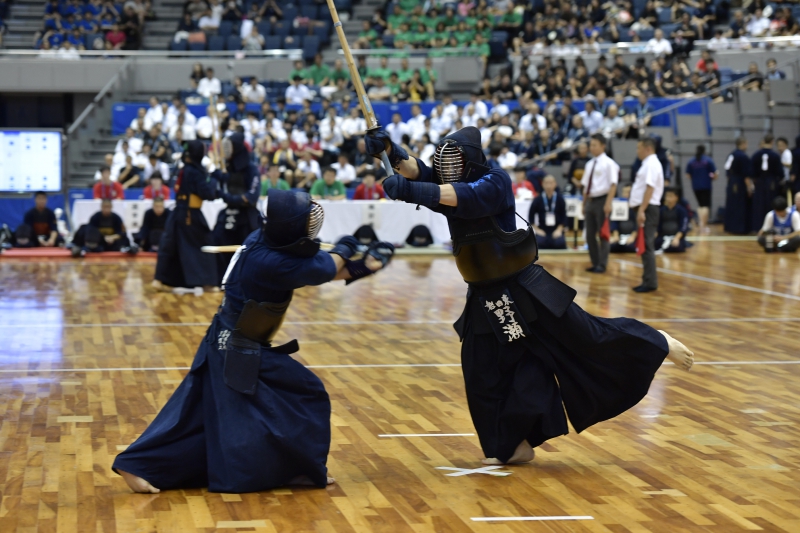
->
[262,189,324,258]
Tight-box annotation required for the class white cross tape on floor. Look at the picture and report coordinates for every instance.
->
[435,465,512,477]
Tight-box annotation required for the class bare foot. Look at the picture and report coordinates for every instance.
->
[288,475,336,486]
[118,470,160,493]
[151,280,172,292]
[659,330,694,371]
[482,440,535,465]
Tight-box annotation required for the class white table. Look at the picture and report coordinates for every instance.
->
[71,197,630,244]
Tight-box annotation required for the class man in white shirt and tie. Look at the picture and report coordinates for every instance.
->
[582,134,619,273]
[629,137,665,293]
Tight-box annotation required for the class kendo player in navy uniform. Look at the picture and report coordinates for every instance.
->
[114,189,395,493]
[724,137,753,235]
[212,132,261,280]
[365,126,695,465]
[152,140,220,291]
[750,135,784,234]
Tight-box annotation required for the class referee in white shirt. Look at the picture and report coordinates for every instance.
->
[630,137,665,293]
[582,134,619,273]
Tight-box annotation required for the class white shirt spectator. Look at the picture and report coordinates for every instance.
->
[780,148,792,181]
[195,115,219,139]
[601,116,626,138]
[341,116,367,137]
[645,37,673,56]
[479,126,492,147]
[241,82,267,103]
[430,113,453,137]
[197,77,222,98]
[297,158,321,180]
[578,109,604,134]
[291,128,309,147]
[407,114,427,142]
[746,15,770,37]
[115,136,143,155]
[143,159,171,182]
[497,150,518,171]
[320,117,344,152]
[240,117,263,145]
[261,118,286,141]
[581,152,620,197]
[143,103,163,128]
[760,210,800,233]
[471,99,489,119]
[520,112,547,132]
[57,44,81,60]
[331,161,357,185]
[419,143,435,166]
[198,14,219,30]
[707,35,730,50]
[442,102,459,123]
[170,123,197,141]
[285,83,312,105]
[490,102,510,117]
[386,121,411,145]
[630,153,664,207]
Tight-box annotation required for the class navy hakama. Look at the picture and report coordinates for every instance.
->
[112,316,331,492]
[155,208,219,288]
[724,174,752,234]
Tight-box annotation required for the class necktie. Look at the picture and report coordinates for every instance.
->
[585,160,597,197]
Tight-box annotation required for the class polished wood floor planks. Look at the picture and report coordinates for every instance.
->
[0,241,798,532]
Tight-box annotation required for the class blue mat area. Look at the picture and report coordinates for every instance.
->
[111,97,692,136]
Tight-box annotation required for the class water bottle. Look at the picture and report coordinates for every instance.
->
[765,232,775,253]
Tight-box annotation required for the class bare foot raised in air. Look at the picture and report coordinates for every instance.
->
[119,470,160,493]
[483,440,535,465]
[659,330,694,371]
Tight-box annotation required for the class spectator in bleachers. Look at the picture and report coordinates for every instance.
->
[601,105,625,138]
[578,101,604,135]
[645,28,672,56]
[295,151,321,190]
[285,76,312,105]
[243,25,265,51]
[93,166,125,199]
[143,173,171,200]
[143,153,171,185]
[144,97,163,131]
[307,54,332,87]
[529,175,567,250]
[746,8,771,37]
[257,0,283,24]
[331,153,356,188]
[310,167,346,200]
[353,172,385,200]
[656,188,689,253]
[118,155,142,189]
[259,165,290,197]
[117,128,144,155]
[197,68,222,99]
[743,62,765,91]
[766,58,786,80]
[757,196,800,252]
[242,77,266,104]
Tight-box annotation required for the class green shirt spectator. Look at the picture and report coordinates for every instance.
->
[387,14,407,29]
[368,65,392,81]
[501,9,523,26]
[470,41,490,58]
[453,30,474,44]
[398,0,417,12]
[310,177,346,199]
[261,177,290,196]
[420,64,437,85]
[387,74,401,95]
[359,28,377,41]
[289,67,308,82]
[307,63,331,86]
[331,64,349,83]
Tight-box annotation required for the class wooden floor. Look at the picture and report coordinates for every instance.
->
[0,240,799,533]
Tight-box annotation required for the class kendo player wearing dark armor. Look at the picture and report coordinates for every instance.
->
[212,132,261,280]
[114,189,395,493]
[152,140,220,291]
[365,126,695,465]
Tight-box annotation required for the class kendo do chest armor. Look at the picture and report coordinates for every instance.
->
[448,162,540,284]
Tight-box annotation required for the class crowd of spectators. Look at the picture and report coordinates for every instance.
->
[34,0,151,53]
[0,0,8,48]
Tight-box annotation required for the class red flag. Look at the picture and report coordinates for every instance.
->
[635,227,646,256]
[599,217,611,241]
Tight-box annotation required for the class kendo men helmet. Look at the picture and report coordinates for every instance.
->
[261,189,324,257]
[433,126,487,185]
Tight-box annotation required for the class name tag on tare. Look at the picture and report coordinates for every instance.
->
[611,201,629,221]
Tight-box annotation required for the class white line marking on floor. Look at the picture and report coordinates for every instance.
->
[436,466,511,477]
[471,516,594,522]
[379,433,475,438]
[0,361,797,374]
[616,259,800,301]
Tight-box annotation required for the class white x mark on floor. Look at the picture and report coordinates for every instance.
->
[435,465,512,477]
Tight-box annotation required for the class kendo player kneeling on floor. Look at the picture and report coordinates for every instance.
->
[70,199,138,256]
[134,197,169,252]
[365,126,695,466]
[113,190,395,493]
[655,188,689,253]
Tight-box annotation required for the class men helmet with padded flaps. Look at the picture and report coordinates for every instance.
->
[432,126,487,185]
[262,189,324,257]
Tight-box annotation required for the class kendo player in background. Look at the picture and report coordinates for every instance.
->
[724,137,753,235]
[750,135,784,234]
[152,140,220,291]
[134,197,169,252]
[365,126,695,466]
[70,199,138,256]
[113,190,395,493]
[655,188,689,253]
[15,191,63,247]
[212,132,260,280]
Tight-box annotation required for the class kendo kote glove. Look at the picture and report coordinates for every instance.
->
[345,241,395,285]
[329,235,362,260]
[364,128,409,170]
[383,173,441,209]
